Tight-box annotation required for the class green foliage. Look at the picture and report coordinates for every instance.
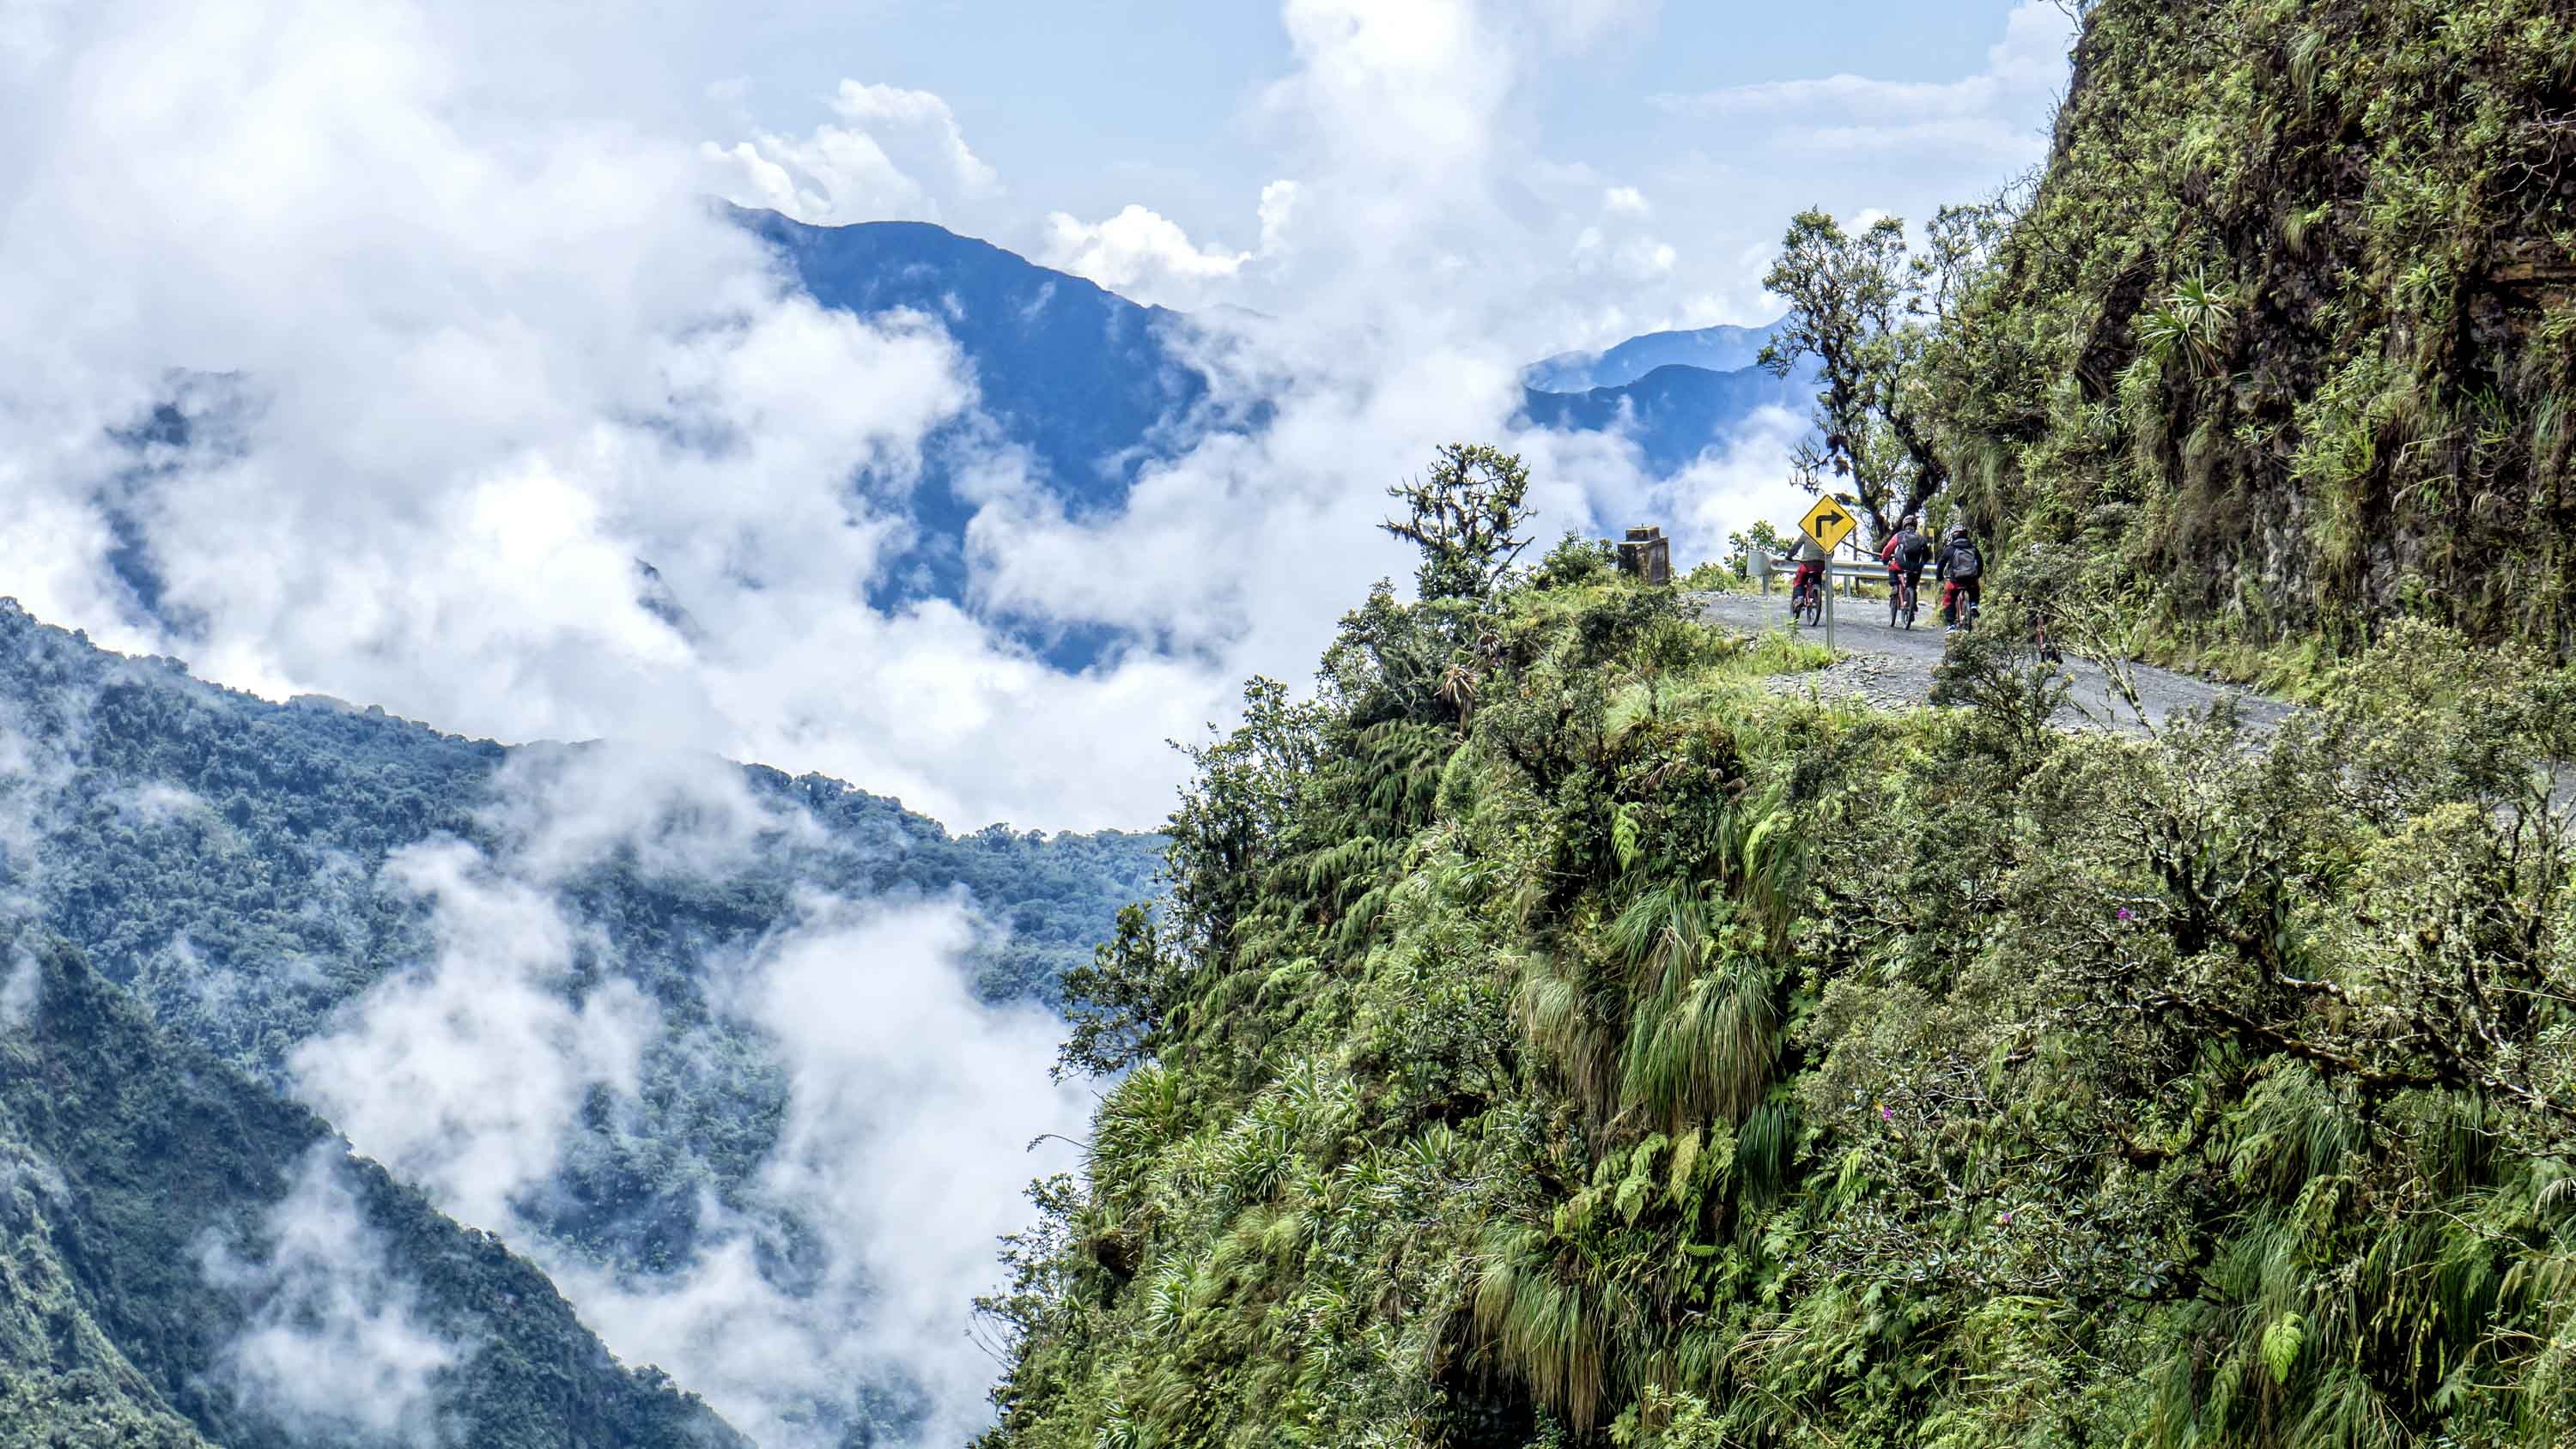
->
[1382,444,1540,602]
[1926,0,2576,654]
[2136,266,2239,377]
[1534,531,1619,591]
[1762,209,1956,542]
[981,556,2576,1448]
[1719,519,1789,581]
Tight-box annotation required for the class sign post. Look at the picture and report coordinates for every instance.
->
[1797,497,1858,653]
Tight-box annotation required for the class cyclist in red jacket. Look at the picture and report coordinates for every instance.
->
[1787,531,1830,610]
[1879,516,1930,615]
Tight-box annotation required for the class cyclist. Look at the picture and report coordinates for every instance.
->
[1879,515,1930,621]
[1787,530,1830,621]
[1935,525,1984,631]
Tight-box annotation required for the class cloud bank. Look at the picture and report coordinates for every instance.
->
[280,746,1090,1447]
[199,1146,465,1449]
[0,0,2069,834]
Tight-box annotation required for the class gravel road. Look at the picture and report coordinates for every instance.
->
[1691,588,2297,737]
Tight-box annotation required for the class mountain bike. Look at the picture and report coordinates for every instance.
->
[1887,570,1918,630]
[1789,573,1823,628]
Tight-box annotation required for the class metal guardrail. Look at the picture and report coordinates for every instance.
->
[1748,552,1888,594]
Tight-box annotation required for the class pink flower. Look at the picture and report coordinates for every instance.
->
[2116,907,2135,922]
[1880,1106,1893,1123]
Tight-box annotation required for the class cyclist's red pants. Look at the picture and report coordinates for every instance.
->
[1793,562,1826,594]
[1941,578,1982,618]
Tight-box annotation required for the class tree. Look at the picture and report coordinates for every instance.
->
[1759,209,1951,543]
[1381,444,1535,601]
[1722,519,1787,578]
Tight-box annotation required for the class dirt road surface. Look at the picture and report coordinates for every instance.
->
[1691,588,2298,737]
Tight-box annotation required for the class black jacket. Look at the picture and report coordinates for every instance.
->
[1935,537,1983,582]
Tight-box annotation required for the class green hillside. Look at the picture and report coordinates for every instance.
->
[0,597,1160,1441]
[1932,0,2576,664]
[0,935,741,1448]
[971,10,2576,1443]
[975,554,2576,1446]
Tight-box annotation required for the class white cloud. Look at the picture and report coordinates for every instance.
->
[1650,1,2076,162]
[290,840,662,1229]
[0,0,1253,832]
[0,686,86,914]
[1038,204,1254,310]
[279,747,1092,1448]
[589,898,1091,1449]
[477,742,817,888]
[199,1145,465,1449]
[1666,404,1815,555]
[704,79,999,224]
[0,942,37,1030]
[111,781,208,828]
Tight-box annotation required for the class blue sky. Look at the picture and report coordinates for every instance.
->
[724,3,2020,212]
[687,1,2071,340]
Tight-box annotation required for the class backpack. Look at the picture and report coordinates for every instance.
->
[1898,530,1931,567]
[1949,540,1982,579]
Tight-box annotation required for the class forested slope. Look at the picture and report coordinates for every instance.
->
[976,541,2576,1445]
[1936,0,2576,658]
[0,936,741,1448]
[0,597,1160,1442]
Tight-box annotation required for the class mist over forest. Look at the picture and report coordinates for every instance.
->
[5,0,2575,1446]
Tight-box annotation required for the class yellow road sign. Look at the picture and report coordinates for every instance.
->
[1800,495,1858,553]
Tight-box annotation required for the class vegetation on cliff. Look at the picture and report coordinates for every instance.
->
[975,517,2576,1444]
[1927,0,2576,662]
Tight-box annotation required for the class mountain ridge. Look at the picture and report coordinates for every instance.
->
[0,595,1159,1446]
[1521,318,1786,393]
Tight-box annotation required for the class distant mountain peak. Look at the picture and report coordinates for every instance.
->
[1521,318,1789,393]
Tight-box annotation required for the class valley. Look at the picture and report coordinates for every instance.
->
[3,0,2573,1445]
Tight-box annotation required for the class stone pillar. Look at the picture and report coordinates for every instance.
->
[1618,526,1672,586]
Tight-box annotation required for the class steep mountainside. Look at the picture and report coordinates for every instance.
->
[974,556,2576,1447]
[1939,0,2576,658]
[0,598,1160,1444]
[734,209,1230,622]
[0,936,741,1448]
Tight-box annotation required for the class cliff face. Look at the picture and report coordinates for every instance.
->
[975,555,2576,1446]
[1942,0,2576,653]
